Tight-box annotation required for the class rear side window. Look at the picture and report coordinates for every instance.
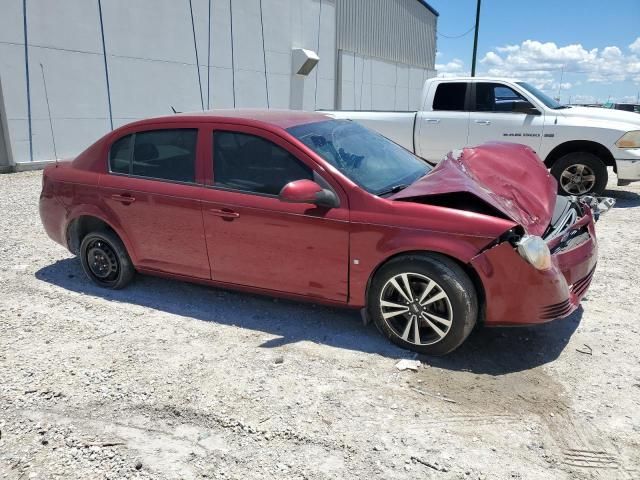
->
[432,82,467,111]
[213,131,312,195]
[109,134,133,174]
[131,129,197,183]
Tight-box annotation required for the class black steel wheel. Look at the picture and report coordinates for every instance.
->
[80,230,134,289]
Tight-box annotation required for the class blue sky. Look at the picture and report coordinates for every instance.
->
[427,0,640,104]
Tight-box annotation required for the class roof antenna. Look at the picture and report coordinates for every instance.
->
[40,63,58,166]
[171,106,181,114]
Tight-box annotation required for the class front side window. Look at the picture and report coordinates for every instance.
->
[109,134,133,174]
[432,82,468,111]
[213,131,313,195]
[516,81,564,109]
[474,83,531,112]
[287,120,431,196]
[130,129,197,183]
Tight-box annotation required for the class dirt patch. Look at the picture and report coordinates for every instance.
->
[1,170,639,479]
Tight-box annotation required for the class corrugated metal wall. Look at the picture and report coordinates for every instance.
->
[0,0,337,163]
[336,0,437,69]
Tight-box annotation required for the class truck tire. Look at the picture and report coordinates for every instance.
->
[551,152,608,196]
[368,254,477,356]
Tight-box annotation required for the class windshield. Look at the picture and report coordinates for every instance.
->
[287,119,431,196]
[516,82,564,109]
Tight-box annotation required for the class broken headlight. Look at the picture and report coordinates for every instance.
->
[516,235,552,270]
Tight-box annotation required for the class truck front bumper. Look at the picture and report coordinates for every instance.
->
[615,150,640,182]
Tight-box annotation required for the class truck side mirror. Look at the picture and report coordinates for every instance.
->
[513,101,541,115]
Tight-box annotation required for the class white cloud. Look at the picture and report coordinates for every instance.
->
[435,58,469,77]
[479,39,640,86]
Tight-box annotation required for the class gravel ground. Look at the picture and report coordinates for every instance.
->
[1,170,639,480]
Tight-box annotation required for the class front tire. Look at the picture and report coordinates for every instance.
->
[80,230,135,289]
[368,254,477,356]
[551,152,608,196]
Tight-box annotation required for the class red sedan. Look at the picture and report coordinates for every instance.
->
[39,110,598,355]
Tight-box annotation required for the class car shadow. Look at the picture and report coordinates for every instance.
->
[603,188,640,208]
[36,258,581,375]
[420,307,582,375]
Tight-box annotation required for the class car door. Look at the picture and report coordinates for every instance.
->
[100,126,210,279]
[467,82,545,153]
[416,81,471,162]
[199,124,350,303]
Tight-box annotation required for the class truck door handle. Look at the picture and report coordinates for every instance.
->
[424,118,440,124]
[111,193,136,204]
[208,208,240,220]
[474,120,491,125]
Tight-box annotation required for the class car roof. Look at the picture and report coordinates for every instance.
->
[124,109,332,130]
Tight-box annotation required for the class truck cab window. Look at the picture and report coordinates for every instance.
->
[432,83,468,111]
[475,83,531,113]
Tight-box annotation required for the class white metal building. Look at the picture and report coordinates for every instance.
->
[0,0,437,169]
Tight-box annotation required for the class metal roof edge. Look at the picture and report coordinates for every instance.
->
[417,0,439,17]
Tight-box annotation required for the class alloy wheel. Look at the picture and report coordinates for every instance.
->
[560,163,596,195]
[86,239,120,282]
[379,272,453,346]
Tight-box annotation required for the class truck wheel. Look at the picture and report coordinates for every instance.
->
[368,254,477,356]
[551,152,608,196]
[80,230,135,289]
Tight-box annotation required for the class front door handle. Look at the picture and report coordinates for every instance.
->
[111,193,136,204]
[424,118,440,124]
[208,208,240,220]
[474,120,491,125]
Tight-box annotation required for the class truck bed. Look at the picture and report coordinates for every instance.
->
[323,111,418,153]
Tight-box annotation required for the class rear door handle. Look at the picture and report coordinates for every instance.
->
[208,208,240,220]
[111,193,136,204]
[424,118,440,124]
[474,120,491,125]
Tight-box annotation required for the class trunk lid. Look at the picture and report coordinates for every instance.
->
[391,142,557,236]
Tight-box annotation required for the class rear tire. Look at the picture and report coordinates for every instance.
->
[80,230,135,289]
[368,254,477,356]
[551,152,608,196]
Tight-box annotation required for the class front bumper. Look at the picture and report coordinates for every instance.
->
[615,150,640,181]
[470,209,598,326]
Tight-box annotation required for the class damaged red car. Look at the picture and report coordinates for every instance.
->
[40,111,602,355]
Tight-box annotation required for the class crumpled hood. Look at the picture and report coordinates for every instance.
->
[391,142,557,236]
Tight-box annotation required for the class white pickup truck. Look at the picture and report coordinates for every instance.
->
[327,77,640,195]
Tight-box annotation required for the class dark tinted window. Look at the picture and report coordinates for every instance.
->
[131,129,197,183]
[109,134,133,174]
[474,83,530,112]
[432,82,467,111]
[213,131,312,195]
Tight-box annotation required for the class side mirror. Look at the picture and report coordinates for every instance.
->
[279,179,339,208]
[513,101,540,115]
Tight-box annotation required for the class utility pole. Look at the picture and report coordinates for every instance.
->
[470,0,482,77]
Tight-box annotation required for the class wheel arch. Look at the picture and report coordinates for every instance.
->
[544,140,615,171]
[65,212,134,263]
[363,250,486,322]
